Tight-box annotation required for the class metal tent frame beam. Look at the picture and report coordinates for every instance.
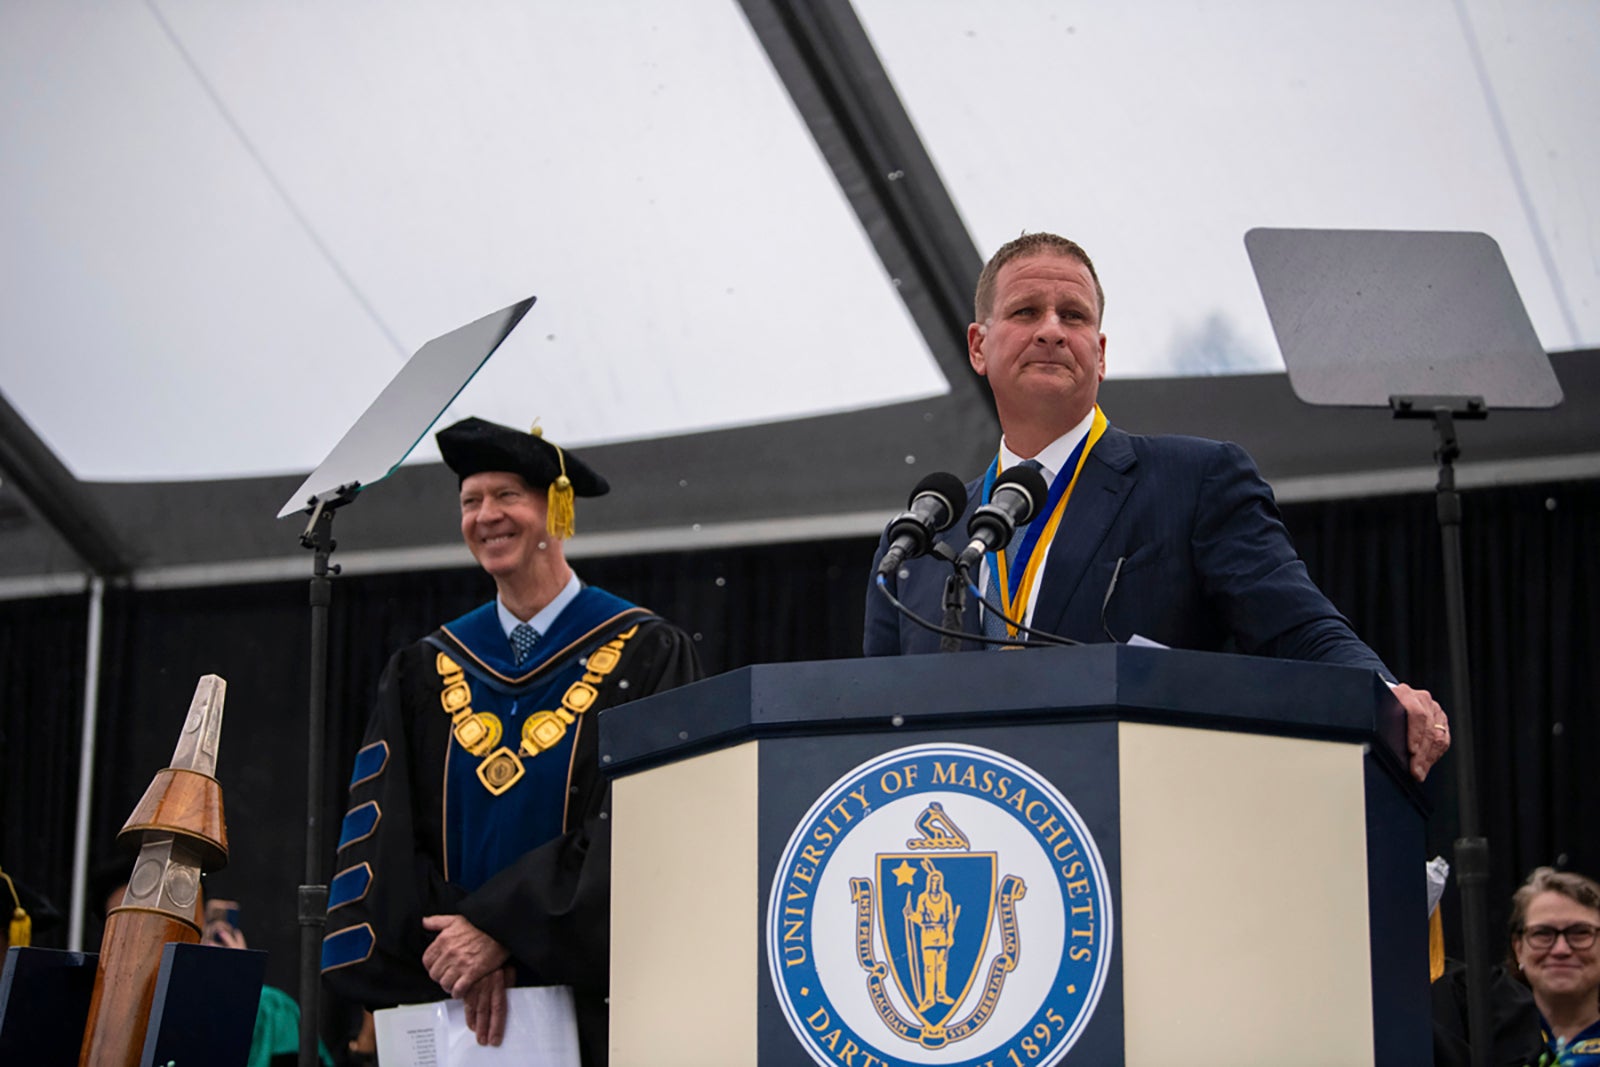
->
[0,388,132,578]
[739,0,995,419]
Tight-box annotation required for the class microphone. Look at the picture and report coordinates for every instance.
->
[875,472,969,577]
[1101,554,1127,642]
[955,464,1050,571]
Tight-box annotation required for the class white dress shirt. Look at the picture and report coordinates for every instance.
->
[496,571,582,640]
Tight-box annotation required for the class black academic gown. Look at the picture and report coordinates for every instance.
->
[322,589,702,1065]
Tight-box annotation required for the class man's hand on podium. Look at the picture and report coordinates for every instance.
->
[1395,682,1450,782]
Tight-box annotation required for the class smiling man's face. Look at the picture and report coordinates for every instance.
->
[459,470,549,580]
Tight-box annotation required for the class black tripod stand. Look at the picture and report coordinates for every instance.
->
[1395,394,1494,1067]
[294,485,357,1067]
[1248,226,1563,1067]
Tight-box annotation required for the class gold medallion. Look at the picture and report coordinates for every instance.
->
[586,646,622,674]
[440,680,472,714]
[476,747,525,796]
[520,711,570,756]
[562,681,598,715]
[453,711,502,757]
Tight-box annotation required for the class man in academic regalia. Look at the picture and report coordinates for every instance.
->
[321,417,702,1064]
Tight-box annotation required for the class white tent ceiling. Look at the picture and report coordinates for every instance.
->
[860,0,1598,367]
[0,0,1595,589]
[2,1,945,482]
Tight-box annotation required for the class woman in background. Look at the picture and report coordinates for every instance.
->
[1510,867,1600,1064]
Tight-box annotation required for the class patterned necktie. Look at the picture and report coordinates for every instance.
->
[983,459,1045,643]
[510,622,540,666]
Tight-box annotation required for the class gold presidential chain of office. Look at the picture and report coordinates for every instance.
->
[434,625,641,796]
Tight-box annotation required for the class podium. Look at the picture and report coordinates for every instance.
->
[599,645,1430,1066]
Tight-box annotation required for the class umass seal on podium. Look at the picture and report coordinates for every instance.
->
[767,743,1113,1066]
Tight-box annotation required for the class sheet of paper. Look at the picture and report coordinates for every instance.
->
[374,1001,446,1067]
[374,986,580,1066]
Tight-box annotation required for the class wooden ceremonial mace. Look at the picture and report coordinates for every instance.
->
[79,675,230,1067]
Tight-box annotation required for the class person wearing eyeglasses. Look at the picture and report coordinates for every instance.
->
[1509,866,1600,1064]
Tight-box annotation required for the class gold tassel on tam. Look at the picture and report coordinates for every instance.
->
[548,470,575,539]
[529,422,577,539]
[1,868,31,947]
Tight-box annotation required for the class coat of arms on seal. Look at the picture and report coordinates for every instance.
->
[768,743,1112,1067]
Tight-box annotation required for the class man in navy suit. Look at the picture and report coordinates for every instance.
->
[864,232,1452,782]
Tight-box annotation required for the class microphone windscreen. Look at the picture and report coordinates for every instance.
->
[908,471,969,529]
[993,465,1049,518]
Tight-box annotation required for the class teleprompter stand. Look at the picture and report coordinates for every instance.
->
[1248,227,1563,1067]
[294,486,356,1067]
[279,296,536,1067]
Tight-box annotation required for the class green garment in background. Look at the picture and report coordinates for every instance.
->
[250,985,334,1067]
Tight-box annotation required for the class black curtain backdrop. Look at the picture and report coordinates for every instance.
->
[0,591,87,944]
[1285,478,1600,955]
[3,478,1596,1031]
